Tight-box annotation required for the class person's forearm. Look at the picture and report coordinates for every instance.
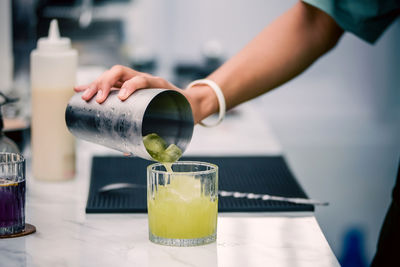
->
[186,1,343,122]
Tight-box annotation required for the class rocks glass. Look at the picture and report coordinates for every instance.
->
[147,161,218,246]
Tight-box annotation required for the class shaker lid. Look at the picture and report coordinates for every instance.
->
[37,19,71,51]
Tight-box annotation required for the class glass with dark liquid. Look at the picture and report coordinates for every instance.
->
[0,153,25,236]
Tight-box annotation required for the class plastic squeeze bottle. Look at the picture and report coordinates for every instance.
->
[30,20,77,181]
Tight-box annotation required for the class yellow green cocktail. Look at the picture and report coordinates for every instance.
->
[147,161,218,246]
[148,173,218,240]
[144,133,218,246]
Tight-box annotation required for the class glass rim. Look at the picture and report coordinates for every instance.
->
[147,161,218,175]
[0,152,25,165]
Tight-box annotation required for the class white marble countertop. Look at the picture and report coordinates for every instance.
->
[0,103,339,267]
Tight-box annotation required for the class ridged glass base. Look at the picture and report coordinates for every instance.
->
[149,232,216,247]
[0,223,24,236]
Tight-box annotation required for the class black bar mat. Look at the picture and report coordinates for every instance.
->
[86,156,314,213]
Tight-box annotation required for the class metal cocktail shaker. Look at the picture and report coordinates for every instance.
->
[65,89,194,161]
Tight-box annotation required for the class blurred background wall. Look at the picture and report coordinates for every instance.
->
[8,0,400,264]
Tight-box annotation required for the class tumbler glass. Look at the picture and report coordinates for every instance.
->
[147,161,218,246]
[0,153,25,236]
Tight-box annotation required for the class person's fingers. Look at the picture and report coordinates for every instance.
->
[114,81,123,88]
[81,83,99,101]
[74,84,90,92]
[95,66,130,103]
[95,80,112,104]
[76,65,182,103]
[117,75,174,101]
[118,76,149,101]
[78,65,138,102]
[95,65,140,103]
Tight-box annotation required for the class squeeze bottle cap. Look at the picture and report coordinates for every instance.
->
[37,19,71,51]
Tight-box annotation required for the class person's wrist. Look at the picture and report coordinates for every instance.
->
[184,84,219,124]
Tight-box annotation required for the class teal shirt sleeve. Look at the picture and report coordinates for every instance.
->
[302,0,400,43]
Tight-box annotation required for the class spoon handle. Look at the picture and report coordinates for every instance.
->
[218,190,328,206]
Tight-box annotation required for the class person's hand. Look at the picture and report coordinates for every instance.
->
[74,65,181,103]
[74,65,219,124]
